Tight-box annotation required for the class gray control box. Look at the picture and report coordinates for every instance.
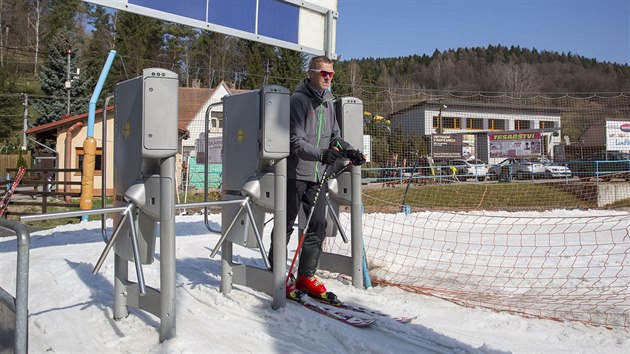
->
[222,85,290,192]
[222,85,290,247]
[335,97,364,149]
[115,68,178,160]
[113,68,179,263]
[260,86,290,158]
[327,97,364,237]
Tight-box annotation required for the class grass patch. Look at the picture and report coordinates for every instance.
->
[363,182,596,212]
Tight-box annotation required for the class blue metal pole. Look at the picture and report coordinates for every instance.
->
[87,50,117,137]
[82,50,116,221]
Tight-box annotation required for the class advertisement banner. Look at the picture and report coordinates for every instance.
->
[489,132,541,158]
[195,137,222,164]
[605,120,630,151]
[362,135,372,162]
[432,134,463,159]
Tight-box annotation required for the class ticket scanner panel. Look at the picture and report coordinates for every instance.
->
[113,69,178,263]
[221,86,290,247]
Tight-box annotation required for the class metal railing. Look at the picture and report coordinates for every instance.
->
[0,218,30,354]
[362,159,630,184]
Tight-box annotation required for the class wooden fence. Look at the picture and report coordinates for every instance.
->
[2,168,81,216]
[0,153,32,176]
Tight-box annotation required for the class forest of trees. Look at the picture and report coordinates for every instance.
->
[1,0,629,151]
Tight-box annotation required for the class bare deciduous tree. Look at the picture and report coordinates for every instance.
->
[347,60,362,97]
[28,0,46,75]
[377,62,396,115]
[490,62,540,96]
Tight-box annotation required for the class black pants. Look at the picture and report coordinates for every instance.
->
[269,178,328,277]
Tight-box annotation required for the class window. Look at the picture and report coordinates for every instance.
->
[432,116,460,129]
[489,119,505,130]
[466,118,484,130]
[211,111,224,129]
[76,147,103,176]
[540,120,555,129]
[515,120,531,130]
[441,116,461,129]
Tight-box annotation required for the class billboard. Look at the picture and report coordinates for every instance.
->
[489,132,541,158]
[195,136,222,164]
[432,134,463,159]
[83,0,338,57]
[605,120,630,151]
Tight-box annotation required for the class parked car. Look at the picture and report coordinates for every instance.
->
[567,151,630,181]
[488,158,546,181]
[530,158,572,178]
[441,159,488,181]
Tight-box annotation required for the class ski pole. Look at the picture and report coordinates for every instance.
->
[401,154,421,214]
[285,162,353,285]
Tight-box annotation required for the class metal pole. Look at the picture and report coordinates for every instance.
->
[66,48,71,115]
[350,164,363,288]
[101,95,113,242]
[92,204,133,274]
[325,197,348,243]
[15,222,29,354]
[0,218,30,354]
[20,206,128,221]
[22,94,28,150]
[126,206,146,296]
[203,101,224,231]
[272,158,287,309]
[159,155,176,342]
[324,10,335,59]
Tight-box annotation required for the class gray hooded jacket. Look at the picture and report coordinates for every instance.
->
[288,79,352,182]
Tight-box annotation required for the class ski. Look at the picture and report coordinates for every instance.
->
[288,292,375,327]
[0,167,26,217]
[309,292,416,324]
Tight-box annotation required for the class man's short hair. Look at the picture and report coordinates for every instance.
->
[308,56,333,70]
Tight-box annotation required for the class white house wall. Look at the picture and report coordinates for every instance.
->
[423,109,561,134]
[182,84,231,150]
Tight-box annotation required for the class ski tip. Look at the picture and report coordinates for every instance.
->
[351,319,376,327]
[393,316,417,324]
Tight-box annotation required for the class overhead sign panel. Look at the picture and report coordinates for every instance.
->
[83,0,337,57]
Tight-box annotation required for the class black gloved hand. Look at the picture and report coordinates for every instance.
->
[345,149,366,166]
[319,148,343,165]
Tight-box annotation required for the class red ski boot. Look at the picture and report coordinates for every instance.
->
[295,275,327,297]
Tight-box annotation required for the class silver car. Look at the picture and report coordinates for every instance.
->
[530,158,572,178]
[488,158,546,180]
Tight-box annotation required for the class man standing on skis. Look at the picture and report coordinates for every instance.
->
[269,55,366,300]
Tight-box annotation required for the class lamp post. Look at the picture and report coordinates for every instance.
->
[65,48,72,115]
[437,103,447,135]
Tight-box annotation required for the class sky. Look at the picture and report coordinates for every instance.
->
[1,212,628,353]
[336,0,630,65]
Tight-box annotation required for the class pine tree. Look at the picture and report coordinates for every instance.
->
[269,48,305,91]
[110,11,165,82]
[33,26,90,126]
[189,31,242,87]
[45,0,82,39]
[163,23,197,85]
[240,41,275,89]
[83,3,115,88]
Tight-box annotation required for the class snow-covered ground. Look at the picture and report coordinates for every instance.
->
[0,214,627,353]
